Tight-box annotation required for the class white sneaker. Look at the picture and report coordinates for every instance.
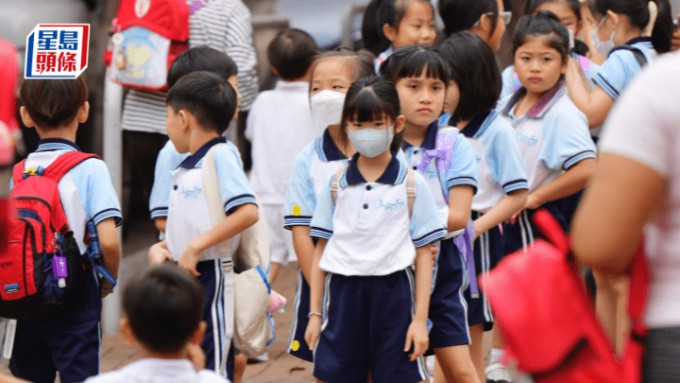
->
[486,362,512,383]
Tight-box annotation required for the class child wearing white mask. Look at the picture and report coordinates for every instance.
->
[282,48,374,363]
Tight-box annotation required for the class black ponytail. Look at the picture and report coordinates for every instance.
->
[592,0,672,53]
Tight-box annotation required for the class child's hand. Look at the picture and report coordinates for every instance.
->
[187,344,206,371]
[404,319,429,362]
[179,242,201,277]
[148,242,173,265]
[304,315,321,351]
[509,194,541,224]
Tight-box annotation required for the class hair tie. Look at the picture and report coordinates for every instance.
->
[643,1,657,37]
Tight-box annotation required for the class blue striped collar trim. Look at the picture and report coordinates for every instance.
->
[501,82,565,119]
[36,138,81,152]
[344,152,404,186]
[461,110,493,138]
[315,128,346,162]
[179,136,225,169]
[625,36,652,46]
[402,121,438,150]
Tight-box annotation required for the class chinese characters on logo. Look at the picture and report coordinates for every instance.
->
[25,24,90,79]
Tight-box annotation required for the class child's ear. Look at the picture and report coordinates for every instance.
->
[475,13,494,38]
[178,109,191,130]
[271,67,280,76]
[76,101,90,124]
[189,321,207,346]
[119,318,137,346]
[382,23,398,44]
[19,106,35,129]
[394,115,406,134]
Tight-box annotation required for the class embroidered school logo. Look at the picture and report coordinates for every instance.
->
[377,199,405,212]
[25,24,90,79]
[518,132,539,146]
[181,186,202,199]
[135,0,151,18]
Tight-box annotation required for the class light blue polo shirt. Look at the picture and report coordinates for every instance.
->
[20,139,122,253]
[592,37,655,100]
[283,129,348,229]
[498,83,596,192]
[165,137,257,262]
[149,140,190,219]
[460,110,528,213]
[310,154,446,276]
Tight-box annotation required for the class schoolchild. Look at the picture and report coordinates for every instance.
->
[362,0,436,72]
[149,46,242,235]
[11,78,123,382]
[500,0,601,100]
[496,12,597,379]
[85,264,228,383]
[282,49,374,363]
[305,75,445,383]
[438,32,529,383]
[380,46,480,383]
[245,28,320,284]
[438,0,510,51]
[148,71,258,380]
[565,0,672,129]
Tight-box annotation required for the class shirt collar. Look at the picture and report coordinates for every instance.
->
[625,36,651,46]
[403,121,439,150]
[178,136,225,169]
[316,128,347,162]
[36,138,81,152]
[345,152,403,186]
[275,80,310,92]
[501,82,565,119]
[460,110,493,138]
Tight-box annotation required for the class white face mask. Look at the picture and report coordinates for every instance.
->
[568,29,575,51]
[348,126,394,158]
[310,90,346,127]
[590,15,616,56]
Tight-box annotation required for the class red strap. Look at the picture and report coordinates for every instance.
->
[628,239,648,337]
[42,152,100,182]
[12,159,26,185]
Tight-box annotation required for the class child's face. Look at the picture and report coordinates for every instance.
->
[533,2,581,36]
[346,114,405,158]
[310,57,354,96]
[384,1,436,49]
[395,67,446,129]
[443,80,460,116]
[514,37,566,96]
[227,75,241,120]
[165,105,189,153]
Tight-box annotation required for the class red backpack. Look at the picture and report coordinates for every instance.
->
[1,152,98,320]
[480,209,648,383]
[104,0,190,91]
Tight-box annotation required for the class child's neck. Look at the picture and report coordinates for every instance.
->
[356,150,393,182]
[139,345,188,361]
[402,121,429,147]
[188,128,221,155]
[327,124,355,158]
[35,122,78,143]
[513,90,544,118]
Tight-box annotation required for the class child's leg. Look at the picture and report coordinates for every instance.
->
[593,270,630,354]
[287,269,314,362]
[434,345,480,383]
[262,203,291,284]
[469,324,486,380]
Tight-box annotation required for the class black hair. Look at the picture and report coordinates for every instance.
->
[512,11,570,61]
[166,71,237,135]
[591,0,672,53]
[267,28,319,80]
[361,0,435,56]
[309,48,376,91]
[19,77,88,130]
[525,0,581,21]
[339,75,403,153]
[438,0,498,37]
[166,46,238,88]
[438,32,500,123]
[379,45,450,85]
[122,264,204,354]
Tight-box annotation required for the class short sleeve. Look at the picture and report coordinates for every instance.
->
[211,144,257,214]
[149,141,189,219]
[410,172,447,247]
[541,104,597,171]
[309,174,335,240]
[283,144,317,229]
[500,65,517,101]
[73,159,123,226]
[445,133,478,192]
[592,50,642,100]
[489,121,528,193]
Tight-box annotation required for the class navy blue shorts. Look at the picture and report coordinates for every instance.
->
[197,259,234,380]
[465,212,502,331]
[503,202,568,256]
[287,268,313,362]
[10,269,102,382]
[314,270,429,383]
[428,239,471,349]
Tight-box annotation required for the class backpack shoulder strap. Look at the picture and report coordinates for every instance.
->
[202,146,231,254]
[405,168,415,219]
[43,152,100,182]
[435,127,458,203]
[628,239,649,339]
[608,45,647,68]
[12,159,26,185]
[330,166,345,205]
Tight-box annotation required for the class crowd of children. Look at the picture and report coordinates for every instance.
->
[4,0,680,382]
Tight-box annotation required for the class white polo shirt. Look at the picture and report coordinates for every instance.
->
[165,137,257,262]
[149,140,191,219]
[283,129,349,229]
[460,110,528,213]
[310,154,446,276]
[498,84,596,192]
[20,139,122,253]
[84,358,229,383]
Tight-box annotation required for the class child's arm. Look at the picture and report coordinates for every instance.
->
[522,158,596,212]
[149,240,172,264]
[96,218,122,297]
[179,203,258,277]
[474,189,528,238]
[447,185,475,231]
[291,226,315,283]
[565,62,614,128]
[405,244,434,362]
[304,238,327,351]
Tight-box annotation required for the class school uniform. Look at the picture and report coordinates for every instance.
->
[498,83,596,255]
[149,140,190,221]
[84,359,229,383]
[374,46,393,73]
[165,137,257,379]
[460,111,528,330]
[592,37,655,103]
[9,139,122,383]
[282,129,348,362]
[309,153,446,383]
